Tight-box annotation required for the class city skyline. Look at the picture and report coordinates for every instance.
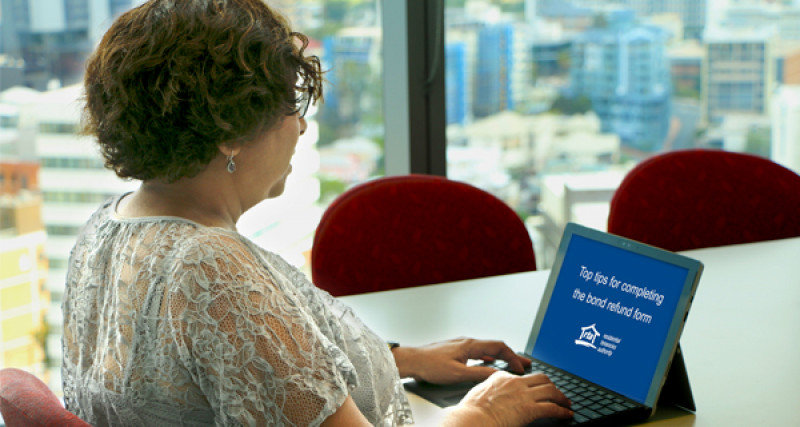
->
[1,0,799,399]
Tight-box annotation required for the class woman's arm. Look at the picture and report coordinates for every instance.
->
[168,235,358,426]
[320,396,372,427]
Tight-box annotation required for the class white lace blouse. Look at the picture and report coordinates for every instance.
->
[61,195,413,426]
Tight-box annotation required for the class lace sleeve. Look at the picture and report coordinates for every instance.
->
[165,233,357,426]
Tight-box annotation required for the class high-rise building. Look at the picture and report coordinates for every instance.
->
[0,162,49,377]
[669,41,703,99]
[319,28,382,136]
[720,2,800,40]
[531,0,595,23]
[446,14,479,127]
[783,47,800,83]
[702,26,776,124]
[473,22,531,119]
[570,9,671,152]
[0,55,25,92]
[532,40,572,79]
[267,0,324,31]
[446,42,469,126]
[618,0,707,40]
[772,41,800,84]
[771,85,800,173]
[0,0,137,90]
[474,23,515,118]
[1,84,138,386]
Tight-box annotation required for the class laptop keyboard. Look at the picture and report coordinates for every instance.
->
[483,359,640,425]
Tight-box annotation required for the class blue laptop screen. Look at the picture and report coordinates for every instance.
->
[531,233,689,403]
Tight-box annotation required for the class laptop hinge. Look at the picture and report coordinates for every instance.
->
[657,343,696,412]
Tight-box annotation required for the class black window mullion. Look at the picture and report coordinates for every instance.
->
[382,0,446,177]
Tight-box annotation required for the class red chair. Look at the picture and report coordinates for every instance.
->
[311,174,536,296]
[0,367,91,426]
[608,149,800,252]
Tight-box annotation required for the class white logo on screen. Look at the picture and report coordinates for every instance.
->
[575,323,600,349]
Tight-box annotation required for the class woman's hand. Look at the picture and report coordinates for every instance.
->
[391,338,532,384]
[442,371,574,427]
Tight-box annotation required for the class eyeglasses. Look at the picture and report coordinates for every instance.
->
[295,88,313,119]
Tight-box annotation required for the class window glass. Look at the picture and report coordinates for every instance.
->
[238,0,384,269]
[0,0,383,394]
[444,0,796,268]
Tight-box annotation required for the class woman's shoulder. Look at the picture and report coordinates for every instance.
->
[164,224,285,288]
[170,224,259,264]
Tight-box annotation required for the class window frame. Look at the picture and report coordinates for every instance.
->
[381,0,446,177]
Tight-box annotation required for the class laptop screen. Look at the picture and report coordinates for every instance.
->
[525,223,701,406]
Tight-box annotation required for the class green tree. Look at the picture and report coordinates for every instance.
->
[549,95,592,115]
[593,14,608,28]
[745,127,771,158]
[318,176,347,203]
[557,50,571,72]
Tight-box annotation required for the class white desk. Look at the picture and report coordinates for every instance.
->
[340,237,800,426]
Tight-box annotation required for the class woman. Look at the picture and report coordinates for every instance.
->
[62,0,573,425]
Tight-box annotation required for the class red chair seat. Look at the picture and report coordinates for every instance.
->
[0,368,92,426]
[608,149,800,251]
[311,174,536,296]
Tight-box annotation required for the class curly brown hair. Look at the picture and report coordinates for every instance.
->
[82,0,323,182]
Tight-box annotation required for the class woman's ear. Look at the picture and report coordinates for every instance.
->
[218,144,241,157]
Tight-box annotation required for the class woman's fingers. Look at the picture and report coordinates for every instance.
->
[522,400,575,422]
[521,376,572,407]
[457,371,574,426]
[462,339,530,374]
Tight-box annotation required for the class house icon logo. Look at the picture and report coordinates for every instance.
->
[575,323,600,349]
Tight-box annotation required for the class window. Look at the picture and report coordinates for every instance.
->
[45,224,83,236]
[38,122,79,134]
[3,0,798,399]
[39,157,105,169]
[237,0,385,267]
[441,0,784,267]
[0,115,19,128]
[1,0,386,391]
[41,191,117,204]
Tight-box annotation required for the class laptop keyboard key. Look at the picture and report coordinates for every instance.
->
[492,360,509,370]
[589,403,604,411]
[587,394,605,403]
[598,407,616,416]
[609,402,628,412]
[573,413,590,423]
[512,359,642,422]
[579,408,603,420]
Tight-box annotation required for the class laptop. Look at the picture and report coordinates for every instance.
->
[405,222,703,425]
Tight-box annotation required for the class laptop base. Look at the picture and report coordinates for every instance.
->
[404,344,695,425]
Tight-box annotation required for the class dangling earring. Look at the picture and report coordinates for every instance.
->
[226,154,236,173]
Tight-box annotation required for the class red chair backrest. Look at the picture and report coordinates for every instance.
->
[312,174,536,296]
[608,149,800,252]
[0,368,92,426]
